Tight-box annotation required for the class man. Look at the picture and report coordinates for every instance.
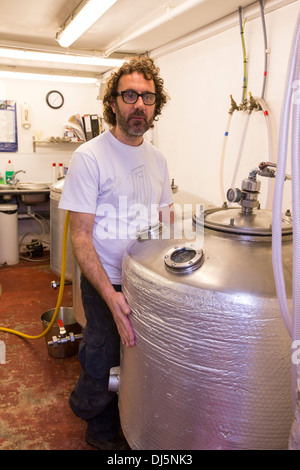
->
[59,56,173,450]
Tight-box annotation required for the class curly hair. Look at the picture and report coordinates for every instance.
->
[103,56,169,127]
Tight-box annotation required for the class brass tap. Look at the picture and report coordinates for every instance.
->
[248,92,262,112]
[238,99,248,112]
[229,95,239,114]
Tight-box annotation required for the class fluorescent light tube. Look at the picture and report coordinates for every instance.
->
[0,70,98,83]
[57,0,118,48]
[0,47,124,67]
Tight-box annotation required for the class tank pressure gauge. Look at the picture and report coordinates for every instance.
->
[227,188,242,203]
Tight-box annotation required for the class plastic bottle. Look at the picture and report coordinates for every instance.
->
[58,163,64,179]
[52,163,57,183]
[5,160,14,184]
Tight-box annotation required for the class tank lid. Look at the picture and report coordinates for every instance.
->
[198,206,293,236]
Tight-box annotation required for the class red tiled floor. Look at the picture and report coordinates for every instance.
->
[0,257,94,450]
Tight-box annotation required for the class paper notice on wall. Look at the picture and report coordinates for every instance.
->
[0,100,18,152]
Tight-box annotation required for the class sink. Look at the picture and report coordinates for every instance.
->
[17,182,50,204]
[19,193,49,204]
[0,181,50,204]
[0,184,16,190]
[16,182,50,190]
[0,184,15,201]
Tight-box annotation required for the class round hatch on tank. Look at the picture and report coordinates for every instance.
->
[164,243,204,273]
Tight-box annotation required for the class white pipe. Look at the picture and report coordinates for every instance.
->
[291,48,300,345]
[264,113,275,209]
[254,96,276,210]
[103,0,205,57]
[230,113,251,189]
[219,113,233,204]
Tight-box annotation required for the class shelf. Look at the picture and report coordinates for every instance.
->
[32,137,84,152]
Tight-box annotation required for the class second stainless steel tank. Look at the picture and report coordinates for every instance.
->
[50,178,73,280]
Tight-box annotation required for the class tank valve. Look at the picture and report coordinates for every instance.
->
[47,319,83,348]
[229,95,239,113]
[171,178,178,193]
[248,92,262,112]
[258,161,291,181]
[47,332,83,348]
[226,171,261,213]
[51,280,72,289]
[108,366,120,392]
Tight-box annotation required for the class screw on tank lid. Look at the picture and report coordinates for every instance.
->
[194,206,293,236]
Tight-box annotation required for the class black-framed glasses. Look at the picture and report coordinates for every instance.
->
[115,90,157,105]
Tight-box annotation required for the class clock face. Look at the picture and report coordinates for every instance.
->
[46,90,64,109]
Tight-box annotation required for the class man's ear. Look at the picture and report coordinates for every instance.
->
[110,99,116,114]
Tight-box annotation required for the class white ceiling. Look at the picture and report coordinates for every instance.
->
[0,0,265,77]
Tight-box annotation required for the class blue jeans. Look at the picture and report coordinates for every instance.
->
[69,274,121,441]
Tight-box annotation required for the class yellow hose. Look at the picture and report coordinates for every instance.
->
[0,211,69,340]
[242,18,248,101]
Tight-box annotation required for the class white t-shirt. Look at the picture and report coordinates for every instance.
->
[59,130,173,284]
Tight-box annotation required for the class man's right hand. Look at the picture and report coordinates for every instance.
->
[108,291,136,348]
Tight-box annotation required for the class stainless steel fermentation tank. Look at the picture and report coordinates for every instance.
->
[50,178,73,280]
[50,177,86,328]
[119,173,293,450]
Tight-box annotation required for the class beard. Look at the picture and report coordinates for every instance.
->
[114,102,154,137]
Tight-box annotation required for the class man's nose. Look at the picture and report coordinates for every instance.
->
[134,95,145,108]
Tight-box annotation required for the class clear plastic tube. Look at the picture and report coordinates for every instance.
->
[219,113,233,204]
[272,12,300,340]
[254,96,275,209]
[291,53,300,346]
[230,112,251,189]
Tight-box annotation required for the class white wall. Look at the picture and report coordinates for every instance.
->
[0,78,101,182]
[0,78,101,254]
[154,1,298,213]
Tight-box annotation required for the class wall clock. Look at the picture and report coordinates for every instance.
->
[46,90,64,109]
